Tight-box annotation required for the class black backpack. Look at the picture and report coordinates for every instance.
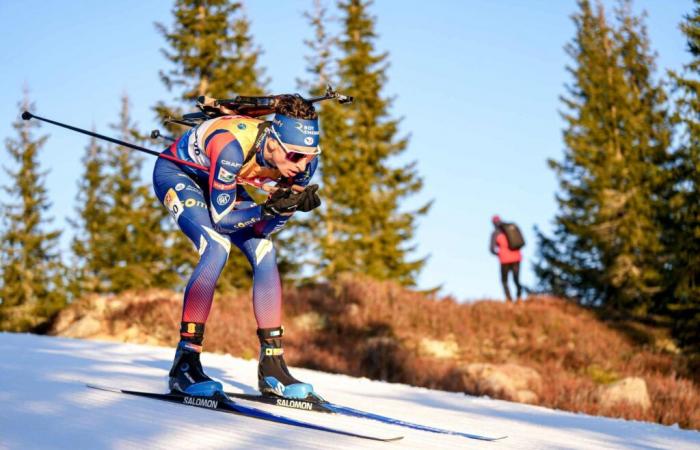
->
[501,222,525,250]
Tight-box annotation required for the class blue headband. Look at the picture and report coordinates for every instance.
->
[271,114,320,148]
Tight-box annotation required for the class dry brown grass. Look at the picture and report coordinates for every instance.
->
[51,273,700,430]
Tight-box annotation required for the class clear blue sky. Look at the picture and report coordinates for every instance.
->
[0,0,693,301]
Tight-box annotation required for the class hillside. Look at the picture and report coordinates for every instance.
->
[49,274,700,430]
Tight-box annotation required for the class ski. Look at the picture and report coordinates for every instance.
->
[86,384,402,442]
[226,392,507,441]
[228,392,334,413]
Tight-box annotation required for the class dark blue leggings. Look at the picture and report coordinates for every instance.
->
[153,157,282,328]
[500,262,522,301]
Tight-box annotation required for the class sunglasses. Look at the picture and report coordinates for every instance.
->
[268,126,321,163]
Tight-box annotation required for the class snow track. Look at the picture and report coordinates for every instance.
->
[0,333,698,449]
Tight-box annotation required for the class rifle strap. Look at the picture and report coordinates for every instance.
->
[243,121,272,167]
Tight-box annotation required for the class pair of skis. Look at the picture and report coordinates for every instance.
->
[87,384,506,442]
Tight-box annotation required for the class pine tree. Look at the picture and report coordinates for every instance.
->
[535,0,672,313]
[667,0,700,365]
[155,0,268,291]
[155,0,268,126]
[68,133,111,295]
[0,92,66,331]
[101,94,178,292]
[285,0,337,280]
[311,0,430,285]
[535,0,612,304]
[300,0,336,95]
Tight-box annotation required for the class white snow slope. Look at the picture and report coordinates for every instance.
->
[0,333,698,450]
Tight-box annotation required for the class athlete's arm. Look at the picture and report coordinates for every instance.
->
[204,130,266,233]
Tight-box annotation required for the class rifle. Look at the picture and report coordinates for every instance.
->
[22,87,352,194]
[166,85,353,128]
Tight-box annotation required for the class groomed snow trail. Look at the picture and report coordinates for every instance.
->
[0,333,698,449]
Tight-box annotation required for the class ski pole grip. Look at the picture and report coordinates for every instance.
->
[21,111,33,120]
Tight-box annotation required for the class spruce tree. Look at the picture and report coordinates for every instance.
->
[0,93,66,331]
[311,0,429,285]
[535,0,672,314]
[287,0,337,280]
[667,0,700,364]
[302,0,335,93]
[155,0,268,291]
[68,133,111,295]
[155,0,267,125]
[102,94,178,292]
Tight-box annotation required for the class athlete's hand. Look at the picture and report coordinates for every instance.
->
[296,184,321,212]
[262,187,301,217]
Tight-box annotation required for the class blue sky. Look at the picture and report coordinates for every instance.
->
[0,0,694,301]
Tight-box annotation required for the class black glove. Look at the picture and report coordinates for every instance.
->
[261,187,301,218]
[296,184,321,212]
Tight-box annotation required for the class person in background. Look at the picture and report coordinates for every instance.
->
[489,215,523,302]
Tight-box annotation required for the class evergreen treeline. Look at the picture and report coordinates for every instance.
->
[667,1,700,368]
[535,0,700,364]
[1,0,697,366]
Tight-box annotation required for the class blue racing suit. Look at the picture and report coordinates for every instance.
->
[152,115,317,330]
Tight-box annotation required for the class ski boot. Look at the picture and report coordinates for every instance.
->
[169,323,223,397]
[257,326,319,400]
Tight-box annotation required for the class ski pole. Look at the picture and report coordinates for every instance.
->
[21,111,209,173]
[21,111,303,194]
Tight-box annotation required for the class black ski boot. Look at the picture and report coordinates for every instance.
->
[257,326,317,400]
[169,322,223,397]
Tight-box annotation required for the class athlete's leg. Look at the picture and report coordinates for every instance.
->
[153,158,231,338]
[153,158,231,395]
[500,263,512,302]
[229,223,314,398]
[229,222,281,329]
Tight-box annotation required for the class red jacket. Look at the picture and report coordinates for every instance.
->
[491,231,522,264]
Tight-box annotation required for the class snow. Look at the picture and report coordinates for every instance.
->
[0,333,698,450]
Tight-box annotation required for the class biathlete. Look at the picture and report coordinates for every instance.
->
[152,95,322,400]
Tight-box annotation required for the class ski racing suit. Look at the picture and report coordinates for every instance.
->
[152,115,317,331]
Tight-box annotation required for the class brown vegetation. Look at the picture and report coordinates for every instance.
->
[50,274,700,430]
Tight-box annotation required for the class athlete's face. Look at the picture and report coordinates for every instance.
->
[264,135,317,178]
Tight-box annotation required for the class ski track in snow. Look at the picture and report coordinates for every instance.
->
[0,333,698,450]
